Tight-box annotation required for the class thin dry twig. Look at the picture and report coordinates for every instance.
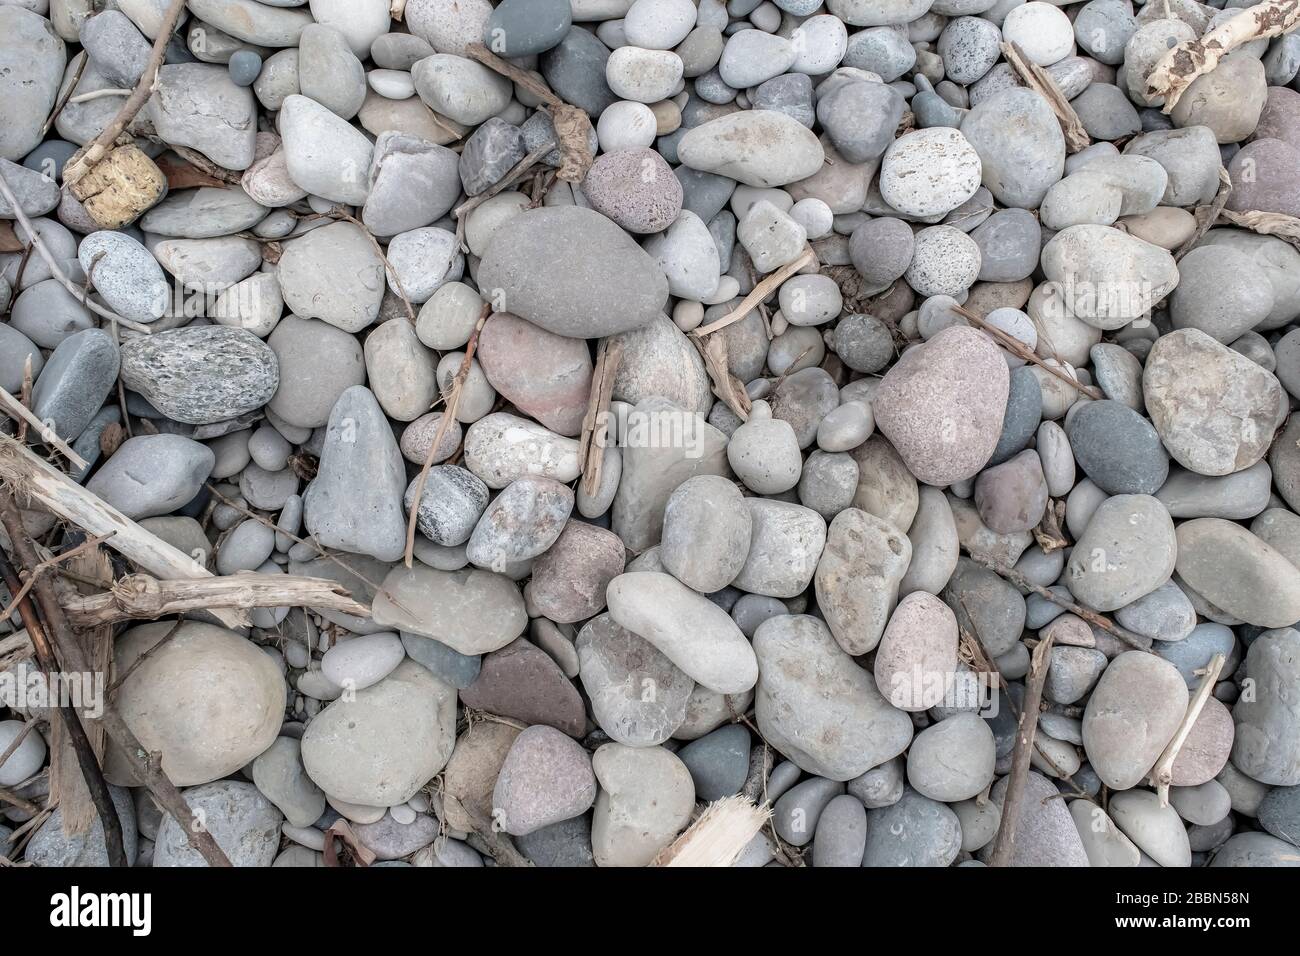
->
[63,572,372,627]
[1001,41,1091,153]
[0,168,154,335]
[107,616,184,697]
[578,339,624,498]
[970,555,1153,652]
[1149,653,1226,807]
[987,631,1055,867]
[42,51,88,137]
[1146,0,1300,112]
[693,249,816,337]
[403,305,490,567]
[0,386,90,471]
[62,0,187,186]
[1176,167,1233,261]
[955,304,1103,400]
[453,140,557,249]
[325,207,416,323]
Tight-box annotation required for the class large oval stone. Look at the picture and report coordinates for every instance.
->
[1082,651,1188,790]
[1175,519,1300,628]
[476,206,669,339]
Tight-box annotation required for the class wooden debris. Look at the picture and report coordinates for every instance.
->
[693,248,817,337]
[652,796,771,867]
[62,0,187,187]
[1175,167,1233,261]
[578,338,624,498]
[0,434,245,629]
[955,304,1103,400]
[1001,41,1090,153]
[1149,653,1227,807]
[1218,208,1300,250]
[155,152,229,190]
[1146,0,1300,112]
[60,573,371,627]
[693,333,752,421]
[0,386,90,471]
[987,630,1055,867]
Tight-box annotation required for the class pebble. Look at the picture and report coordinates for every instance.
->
[87,435,214,520]
[462,638,587,735]
[1083,651,1189,790]
[120,327,278,425]
[577,613,694,745]
[154,781,282,868]
[30,327,119,443]
[678,109,824,187]
[591,743,694,867]
[492,726,596,836]
[863,788,962,867]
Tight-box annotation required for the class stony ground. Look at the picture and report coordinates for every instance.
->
[1,0,1299,869]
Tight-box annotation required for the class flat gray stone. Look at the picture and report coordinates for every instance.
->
[120,327,278,425]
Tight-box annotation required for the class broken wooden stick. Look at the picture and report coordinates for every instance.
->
[0,386,89,471]
[403,305,490,568]
[987,630,1055,867]
[60,573,371,627]
[652,796,771,867]
[970,554,1152,652]
[693,249,816,337]
[0,434,245,628]
[1146,0,1300,112]
[62,0,187,186]
[0,495,232,867]
[1176,167,1233,261]
[1001,41,1091,153]
[578,339,624,498]
[955,304,1103,400]
[1149,653,1227,807]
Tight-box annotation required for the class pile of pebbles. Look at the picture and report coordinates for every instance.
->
[2,0,1300,869]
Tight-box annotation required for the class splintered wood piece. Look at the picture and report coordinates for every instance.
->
[579,338,624,498]
[1001,41,1091,153]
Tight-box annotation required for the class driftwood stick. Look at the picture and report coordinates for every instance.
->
[0,496,232,867]
[1001,41,1090,153]
[970,555,1152,652]
[1146,0,1300,112]
[404,305,490,567]
[0,435,245,628]
[0,169,153,335]
[1149,653,1227,807]
[987,631,1056,867]
[651,796,771,867]
[62,573,372,627]
[693,249,816,337]
[0,529,126,867]
[955,305,1103,400]
[62,0,187,186]
[1176,168,1233,261]
[578,339,623,498]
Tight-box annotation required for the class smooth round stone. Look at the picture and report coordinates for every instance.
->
[873,325,1010,485]
[227,49,262,86]
[605,46,682,103]
[847,757,904,809]
[1066,494,1176,612]
[251,736,326,828]
[812,794,868,867]
[773,777,844,847]
[1041,224,1178,329]
[1157,462,1274,521]
[817,78,905,165]
[1210,832,1300,867]
[1171,245,1275,344]
[1109,789,1192,868]
[591,743,694,867]
[486,0,572,56]
[1115,580,1196,643]
[1254,507,1300,567]
[28,326,118,443]
[675,724,750,801]
[302,660,455,807]
[677,109,824,187]
[463,412,582,488]
[829,314,893,375]
[849,216,914,285]
[277,222,384,332]
[1231,628,1300,785]
[119,327,278,425]
[971,208,1039,282]
[848,433,918,532]
[606,571,757,694]
[583,146,683,234]
[874,591,959,712]
[277,94,373,204]
[477,206,668,338]
[109,622,283,787]
[596,101,657,151]
[906,224,981,297]
[1172,695,1235,787]
[906,713,995,802]
[974,448,1047,535]
[492,726,596,837]
[215,518,275,575]
[1082,651,1188,790]
[0,323,42,394]
[515,816,594,868]
[577,613,693,746]
[862,788,962,867]
[416,281,483,350]
[465,476,573,570]
[880,127,982,217]
[660,475,751,593]
[961,87,1065,208]
[734,499,827,599]
[410,52,510,125]
[817,401,873,453]
[1144,328,1286,478]
[1169,53,1266,144]
[937,16,1000,85]
[797,450,858,520]
[1044,645,1107,706]
[986,367,1042,466]
[400,633,481,689]
[754,615,912,780]
[320,633,405,692]
[79,231,168,323]
[86,435,214,521]
[779,274,842,327]
[1065,400,1169,495]
[719,29,794,88]
[727,402,802,494]
[1176,521,1300,630]
[362,133,461,238]
[525,521,624,623]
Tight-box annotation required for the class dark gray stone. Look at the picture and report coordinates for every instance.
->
[30,327,119,444]
[987,366,1042,466]
[676,724,751,801]
[404,465,490,547]
[1066,399,1169,495]
[401,632,482,689]
[861,788,962,867]
[459,117,527,197]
